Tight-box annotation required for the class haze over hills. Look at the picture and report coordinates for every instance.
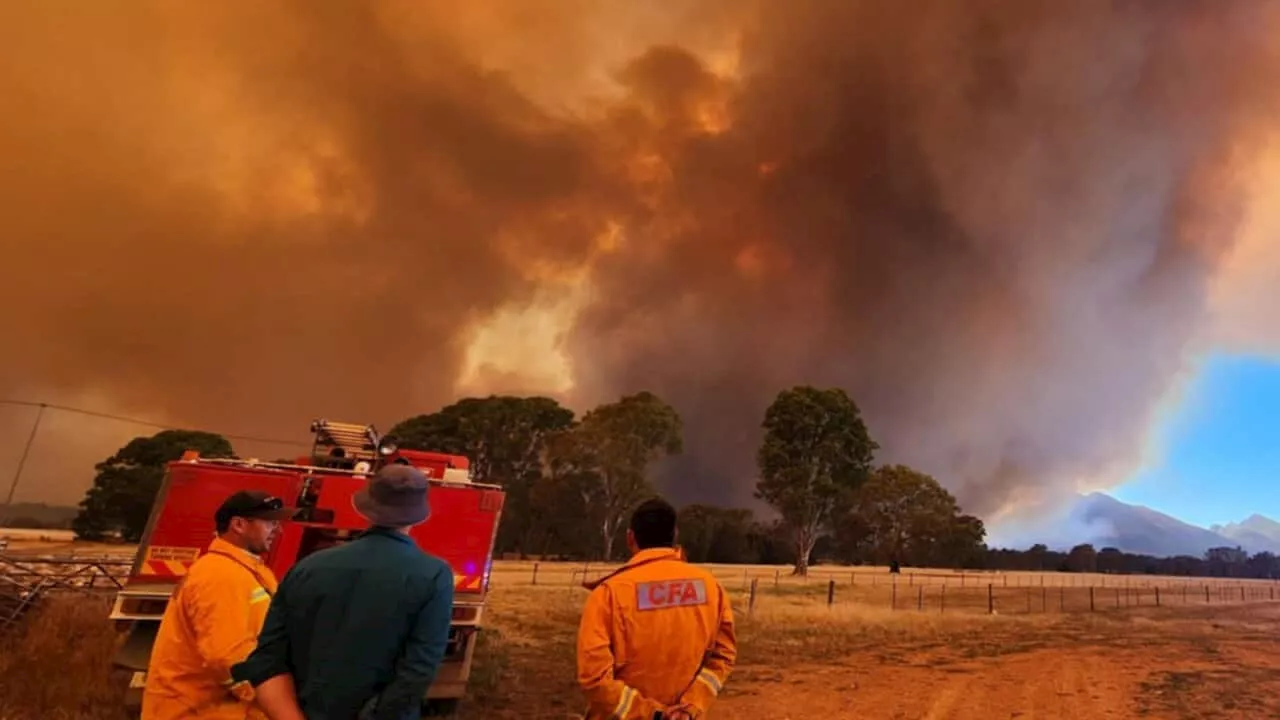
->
[992,492,1280,558]
[0,502,77,529]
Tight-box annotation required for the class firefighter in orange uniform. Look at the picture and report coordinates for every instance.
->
[576,497,737,720]
[141,491,294,720]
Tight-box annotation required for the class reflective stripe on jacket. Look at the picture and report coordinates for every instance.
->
[141,537,278,720]
[576,548,737,719]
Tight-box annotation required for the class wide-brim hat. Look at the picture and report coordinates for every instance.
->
[353,463,430,527]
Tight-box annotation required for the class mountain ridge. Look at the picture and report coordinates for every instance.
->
[0,502,78,529]
[992,492,1280,557]
[1211,513,1280,553]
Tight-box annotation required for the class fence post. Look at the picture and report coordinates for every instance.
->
[891,580,897,610]
[775,569,780,588]
[1115,589,1120,608]
[1059,586,1064,612]
[1089,586,1095,612]
[1025,588,1031,614]
[940,585,946,614]
[1155,586,1160,607]
[1241,586,1246,603]
[917,585,924,611]
[532,562,539,586]
[1041,586,1047,612]
[749,578,759,617]
[1205,585,1210,603]
[988,584,994,614]
[827,579,836,607]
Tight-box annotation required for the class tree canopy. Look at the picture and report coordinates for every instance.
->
[387,395,574,483]
[62,390,1280,584]
[678,505,754,564]
[72,430,235,541]
[544,391,683,560]
[756,386,878,575]
[838,464,977,567]
[1066,543,1098,573]
[387,395,574,553]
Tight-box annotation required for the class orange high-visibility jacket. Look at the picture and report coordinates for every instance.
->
[141,537,278,720]
[576,547,737,719]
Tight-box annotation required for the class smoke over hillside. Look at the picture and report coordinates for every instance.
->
[1,1,1277,513]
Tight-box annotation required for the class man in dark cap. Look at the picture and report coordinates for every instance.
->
[232,464,455,720]
[142,490,295,720]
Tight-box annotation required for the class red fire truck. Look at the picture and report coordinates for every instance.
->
[107,420,506,716]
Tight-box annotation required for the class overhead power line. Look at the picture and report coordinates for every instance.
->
[0,399,310,448]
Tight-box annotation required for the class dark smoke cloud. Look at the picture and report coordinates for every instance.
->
[1,1,1276,514]
[567,0,1280,514]
[0,0,617,502]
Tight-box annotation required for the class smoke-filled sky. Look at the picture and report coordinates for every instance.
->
[1,0,1278,518]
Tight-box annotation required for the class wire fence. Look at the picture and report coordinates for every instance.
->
[0,555,133,634]
[0,555,132,591]
[3,553,1275,621]
[489,561,1280,617]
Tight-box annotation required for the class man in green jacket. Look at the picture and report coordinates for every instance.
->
[231,464,455,720]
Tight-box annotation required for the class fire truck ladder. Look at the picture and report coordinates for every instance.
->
[309,419,380,467]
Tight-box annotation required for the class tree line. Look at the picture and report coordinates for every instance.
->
[987,543,1280,580]
[67,386,982,574]
[66,386,1274,581]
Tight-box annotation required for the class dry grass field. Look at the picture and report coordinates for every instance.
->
[4,554,1280,719]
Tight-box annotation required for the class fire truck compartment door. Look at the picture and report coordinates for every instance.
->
[143,464,302,564]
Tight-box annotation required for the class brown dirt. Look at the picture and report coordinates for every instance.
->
[458,589,1280,720]
[714,650,1143,719]
[695,606,1280,720]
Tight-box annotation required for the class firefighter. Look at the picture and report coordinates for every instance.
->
[141,490,295,720]
[576,497,737,720]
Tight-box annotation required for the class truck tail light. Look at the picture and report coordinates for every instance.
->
[451,605,479,623]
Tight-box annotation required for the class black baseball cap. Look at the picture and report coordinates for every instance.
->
[214,490,296,528]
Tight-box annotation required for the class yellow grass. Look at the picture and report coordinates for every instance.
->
[0,596,130,720]
[4,555,1280,718]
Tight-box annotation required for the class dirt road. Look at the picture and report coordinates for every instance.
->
[718,651,1141,718]
[709,608,1280,719]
